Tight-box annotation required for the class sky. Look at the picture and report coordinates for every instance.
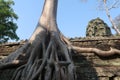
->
[13,0,120,40]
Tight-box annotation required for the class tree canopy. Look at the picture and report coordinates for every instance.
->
[0,0,19,43]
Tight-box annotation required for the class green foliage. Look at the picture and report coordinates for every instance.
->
[0,0,19,43]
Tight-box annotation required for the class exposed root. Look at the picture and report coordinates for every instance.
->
[0,60,27,70]
[0,42,31,63]
[11,65,25,80]
[0,32,76,80]
[72,46,120,57]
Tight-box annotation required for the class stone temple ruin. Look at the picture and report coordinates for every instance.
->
[86,17,112,37]
[1,37,120,80]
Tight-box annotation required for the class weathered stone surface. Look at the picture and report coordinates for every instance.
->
[114,77,120,80]
[99,77,109,80]
[0,41,26,59]
[71,37,120,80]
[86,17,112,37]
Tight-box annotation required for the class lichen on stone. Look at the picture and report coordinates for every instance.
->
[86,17,112,37]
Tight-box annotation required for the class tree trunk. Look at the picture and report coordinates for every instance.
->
[0,0,76,80]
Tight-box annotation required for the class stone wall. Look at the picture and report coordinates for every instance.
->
[0,41,26,60]
[71,37,120,80]
[1,37,120,80]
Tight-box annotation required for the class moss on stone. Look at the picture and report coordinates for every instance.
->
[86,17,112,37]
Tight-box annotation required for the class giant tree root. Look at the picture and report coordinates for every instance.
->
[72,46,120,57]
[0,31,76,80]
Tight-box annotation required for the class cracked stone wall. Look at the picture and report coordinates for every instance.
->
[71,37,120,80]
[0,41,25,60]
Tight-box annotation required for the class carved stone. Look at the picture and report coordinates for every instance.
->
[86,17,112,37]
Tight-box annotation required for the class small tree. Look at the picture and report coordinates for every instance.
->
[98,0,120,35]
[114,14,120,32]
[0,0,19,43]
